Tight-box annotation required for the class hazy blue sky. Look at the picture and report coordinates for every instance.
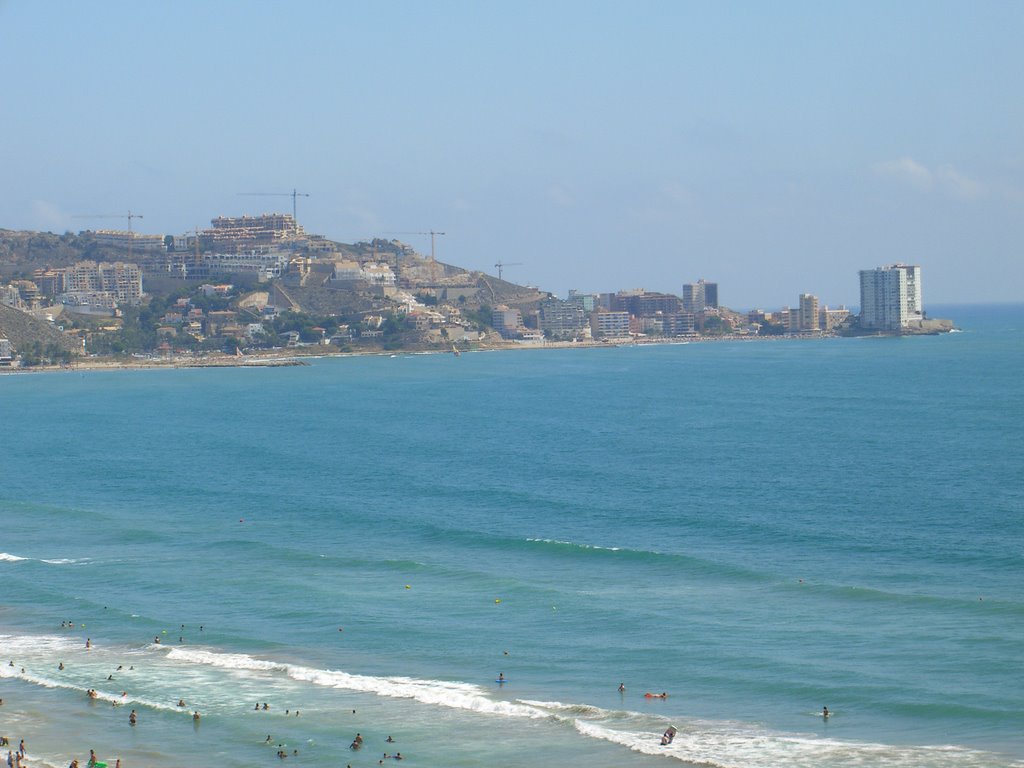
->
[2,1,1021,308]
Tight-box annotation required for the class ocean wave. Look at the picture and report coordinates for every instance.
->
[163,646,550,720]
[0,664,184,714]
[6,635,1020,767]
[0,552,90,565]
[526,538,623,552]
[160,647,1024,766]
[573,719,1024,768]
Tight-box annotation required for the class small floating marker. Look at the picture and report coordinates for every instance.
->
[405,585,411,589]
[162,630,167,634]
[495,599,501,603]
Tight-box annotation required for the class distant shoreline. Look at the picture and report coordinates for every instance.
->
[0,331,868,374]
[1,315,966,375]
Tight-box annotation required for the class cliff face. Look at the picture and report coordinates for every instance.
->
[0,303,80,355]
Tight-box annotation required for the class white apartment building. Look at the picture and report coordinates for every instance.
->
[859,264,923,330]
[63,261,144,305]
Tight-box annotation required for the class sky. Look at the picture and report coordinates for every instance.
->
[1,1,1021,309]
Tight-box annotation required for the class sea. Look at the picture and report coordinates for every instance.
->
[1,302,1022,768]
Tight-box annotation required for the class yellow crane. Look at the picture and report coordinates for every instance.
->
[237,188,310,237]
[386,231,446,262]
[72,210,145,261]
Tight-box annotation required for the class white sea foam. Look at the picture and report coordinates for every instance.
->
[525,538,622,551]
[0,663,182,714]
[157,647,1024,766]
[0,552,88,565]
[6,635,1020,767]
[573,718,1024,768]
[164,646,551,720]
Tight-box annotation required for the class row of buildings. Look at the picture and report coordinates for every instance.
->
[490,281,721,341]
[84,214,325,282]
[3,261,144,313]
[491,265,919,342]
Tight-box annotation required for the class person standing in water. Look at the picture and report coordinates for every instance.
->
[822,706,830,718]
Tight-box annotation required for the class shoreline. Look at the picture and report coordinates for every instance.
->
[0,332,839,375]
[0,323,961,375]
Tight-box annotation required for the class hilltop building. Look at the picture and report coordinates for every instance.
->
[32,269,66,297]
[89,230,166,253]
[202,213,304,252]
[859,264,923,331]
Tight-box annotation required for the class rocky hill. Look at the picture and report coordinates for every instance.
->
[0,303,80,355]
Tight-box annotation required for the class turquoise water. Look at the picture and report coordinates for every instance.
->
[1,303,1022,768]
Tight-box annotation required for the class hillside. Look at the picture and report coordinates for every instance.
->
[0,303,80,355]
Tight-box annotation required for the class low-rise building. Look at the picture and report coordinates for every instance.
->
[492,306,525,339]
[591,310,631,339]
[820,306,851,331]
[196,250,289,280]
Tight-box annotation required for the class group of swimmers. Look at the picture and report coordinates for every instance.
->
[346,733,405,760]
[617,683,670,699]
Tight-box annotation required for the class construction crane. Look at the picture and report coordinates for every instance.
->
[237,188,310,235]
[72,210,145,261]
[494,261,523,281]
[386,231,446,262]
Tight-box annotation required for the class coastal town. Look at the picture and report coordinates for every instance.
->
[0,213,952,369]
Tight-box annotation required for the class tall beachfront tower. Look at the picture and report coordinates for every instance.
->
[682,280,718,312]
[858,264,923,330]
[798,293,820,330]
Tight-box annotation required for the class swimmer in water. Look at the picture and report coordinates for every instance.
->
[822,706,830,719]
[498,672,505,682]
[618,682,625,693]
